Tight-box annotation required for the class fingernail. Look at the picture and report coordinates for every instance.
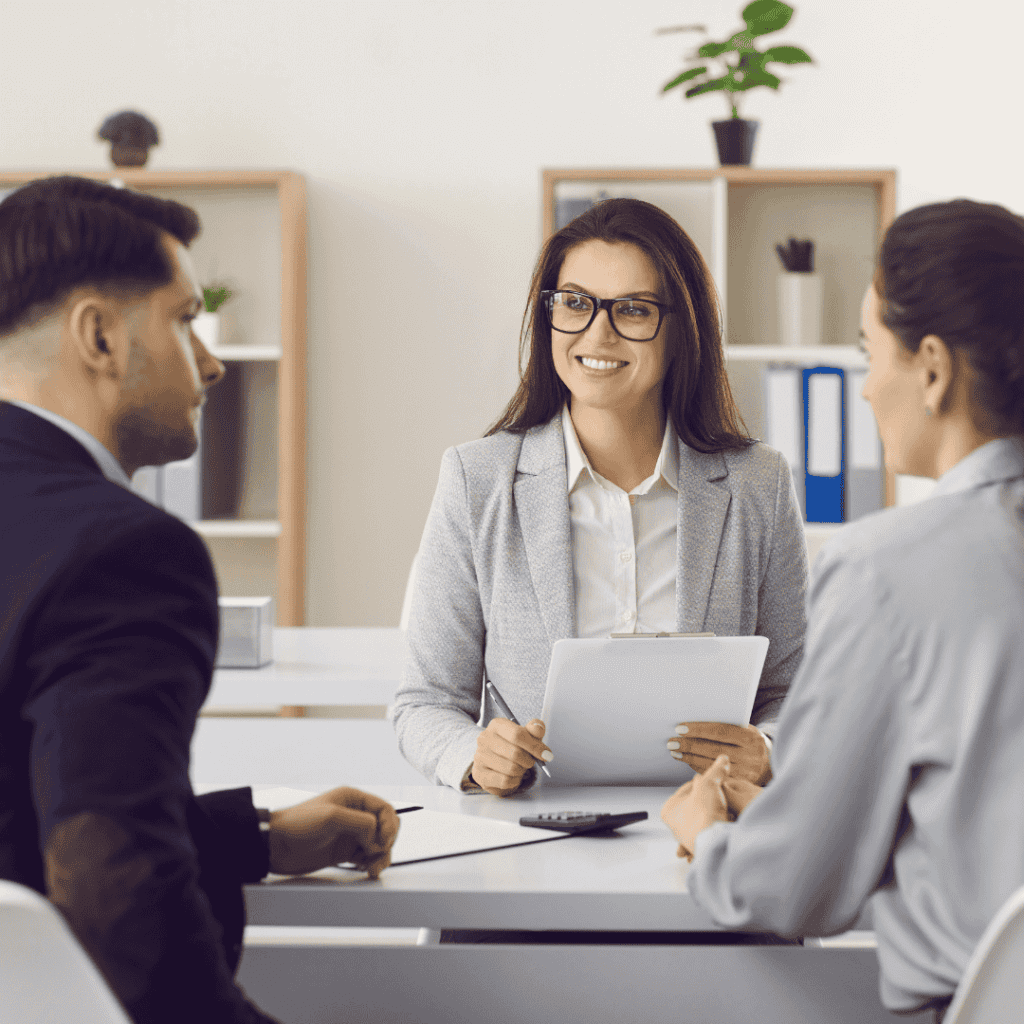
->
[667,740,680,750]
[540,750,554,762]
[670,752,683,760]
[675,725,689,735]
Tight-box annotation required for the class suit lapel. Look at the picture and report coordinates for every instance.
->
[514,417,576,643]
[675,441,731,633]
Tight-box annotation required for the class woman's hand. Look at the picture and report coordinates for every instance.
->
[267,787,400,879]
[471,718,552,797]
[667,722,772,785]
[661,754,733,861]
[722,776,764,817]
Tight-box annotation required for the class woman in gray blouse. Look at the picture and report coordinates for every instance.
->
[391,198,808,795]
[663,198,1024,1023]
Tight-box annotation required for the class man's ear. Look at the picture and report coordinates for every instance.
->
[66,294,117,375]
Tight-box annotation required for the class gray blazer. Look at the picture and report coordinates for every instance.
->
[390,414,808,789]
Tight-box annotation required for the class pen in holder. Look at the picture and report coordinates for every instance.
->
[775,237,822,348]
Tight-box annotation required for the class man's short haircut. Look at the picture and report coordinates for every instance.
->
[0,175,201,339]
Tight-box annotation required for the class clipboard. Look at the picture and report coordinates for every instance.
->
[539,635,769,786]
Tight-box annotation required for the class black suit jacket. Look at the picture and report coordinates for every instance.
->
[0,401,278,1024]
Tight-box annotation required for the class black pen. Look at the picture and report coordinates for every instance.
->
[394,806,422,814]
[484,676,553,778]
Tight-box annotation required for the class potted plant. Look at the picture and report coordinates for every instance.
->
[659,0,813,165]
[192,284,234,349]
[97,111,160,168]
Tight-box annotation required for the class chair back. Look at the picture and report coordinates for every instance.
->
[0,880,132,1024]
[946,884,1024,1024]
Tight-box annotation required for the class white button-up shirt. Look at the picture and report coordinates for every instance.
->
[561,404,678,638]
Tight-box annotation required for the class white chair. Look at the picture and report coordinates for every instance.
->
[0,879,131,1023]
[945,884,1024,1024]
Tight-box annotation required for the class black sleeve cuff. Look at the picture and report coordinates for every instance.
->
[194,787,271,883]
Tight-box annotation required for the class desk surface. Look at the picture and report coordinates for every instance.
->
[244,783,720,931]
[208,628,406,706]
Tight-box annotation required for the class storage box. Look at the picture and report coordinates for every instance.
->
[217,597,274,668]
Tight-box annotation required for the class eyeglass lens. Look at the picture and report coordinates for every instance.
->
[548,291,661,341]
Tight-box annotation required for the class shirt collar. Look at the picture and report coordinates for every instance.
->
[5,399,133,490]
[561,403,679,495]
[931,435,1024,499]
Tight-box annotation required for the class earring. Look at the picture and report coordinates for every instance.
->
[924,406,933,417]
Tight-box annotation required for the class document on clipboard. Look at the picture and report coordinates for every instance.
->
[539,635,769,786]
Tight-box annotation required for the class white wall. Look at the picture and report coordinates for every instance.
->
[2,0,1018,624]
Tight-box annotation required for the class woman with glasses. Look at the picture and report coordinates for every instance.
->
[661,198,1024,1024]
[391,198,808,795]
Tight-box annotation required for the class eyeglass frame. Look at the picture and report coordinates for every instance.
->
[539,289,674,342]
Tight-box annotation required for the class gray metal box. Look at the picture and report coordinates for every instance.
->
[217,597,274,668]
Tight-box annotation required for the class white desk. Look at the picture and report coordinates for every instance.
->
[193,629,427,788]
[207,628,406,708]
[236,783,931,1024]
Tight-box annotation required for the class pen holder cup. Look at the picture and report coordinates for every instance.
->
[777,272,823,347]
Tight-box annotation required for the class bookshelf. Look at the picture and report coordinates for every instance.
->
[0,169,308,625]
[542,167,897,514]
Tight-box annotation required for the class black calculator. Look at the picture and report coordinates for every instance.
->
[518,811,648,834]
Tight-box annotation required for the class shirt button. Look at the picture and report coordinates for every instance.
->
[622,611,634,623]
[620,551,632,562]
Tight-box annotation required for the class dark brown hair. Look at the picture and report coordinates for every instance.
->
[485,197,753,451]
[0,175,200,338]
[875,198,1024,435]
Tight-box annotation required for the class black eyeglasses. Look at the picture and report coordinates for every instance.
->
[540,289,673,342]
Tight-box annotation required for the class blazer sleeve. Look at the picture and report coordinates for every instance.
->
[22,516,279,1024]
[750,450,808,733]
[390,446,489,789]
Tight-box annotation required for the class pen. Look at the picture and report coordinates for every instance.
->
[395,806,422,814]
[484,676,552,778]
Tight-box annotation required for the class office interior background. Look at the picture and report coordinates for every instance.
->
[3,0,1021,627]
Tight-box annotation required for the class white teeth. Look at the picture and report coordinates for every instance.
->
[580,357,625,370]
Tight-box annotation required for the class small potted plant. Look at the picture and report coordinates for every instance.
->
[192,284,234,349]
[97,111,160,168]
[659,0,813,165]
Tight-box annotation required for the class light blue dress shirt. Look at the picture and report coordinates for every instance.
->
[5,399,132,489]
[686,436,1024,1014]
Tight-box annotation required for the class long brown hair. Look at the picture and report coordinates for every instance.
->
[485,197,752,451]
[875,198,1024,436]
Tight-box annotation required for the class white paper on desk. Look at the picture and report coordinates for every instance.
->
[387,810,563,866]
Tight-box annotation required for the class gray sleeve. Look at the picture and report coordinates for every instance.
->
[750,449,808,731]
[389,447,487,790]
[686,543,911,937]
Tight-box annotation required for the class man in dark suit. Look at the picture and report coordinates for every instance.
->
[0,176,399,1024]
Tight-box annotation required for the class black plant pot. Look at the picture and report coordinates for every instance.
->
[712,119,759,166]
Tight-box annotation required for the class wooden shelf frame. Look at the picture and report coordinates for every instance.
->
[0,169,308,623]
[540,167,897,509]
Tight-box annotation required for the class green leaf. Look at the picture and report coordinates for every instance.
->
[742,0,793,37]
[762,45,813,64]
[685,78,729,98]
[737,50,767,72]
[663,66,707,91]
[727,30,754,50]
[734,69,782,91]
[698,41,732,57]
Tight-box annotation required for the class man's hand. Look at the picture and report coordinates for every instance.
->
[667,722,772,785]
[661,754,733,861]
[267,787,400,879]
[471,718,552,797]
